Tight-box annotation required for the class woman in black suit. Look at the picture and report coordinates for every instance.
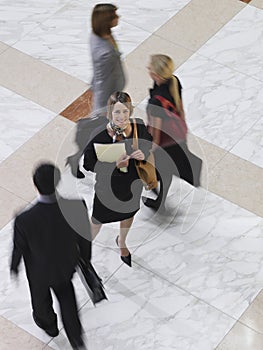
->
[83,92,152,267]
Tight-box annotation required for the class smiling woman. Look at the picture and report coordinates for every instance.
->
[83,92,153,267]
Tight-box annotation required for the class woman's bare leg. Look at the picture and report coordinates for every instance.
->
[117,217,134,257]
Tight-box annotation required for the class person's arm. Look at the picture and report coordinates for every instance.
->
[10,218,28,275]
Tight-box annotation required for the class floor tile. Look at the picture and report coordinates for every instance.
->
[0,187,28,229]
[216,321,263,350]
[156,0,244,52]
[0,315,51,350]
[60,88,93,122]
[250,0,263,9]
[230,117,263,168]
[175,53,263,152]
[49,264,236,350]
[0,46,87,114]
[239,290,263,334]
[0,116,76,202]
[0,86,56,163]
[197,5,263,82]
[0,0,69,46]
[0,41,10,54]
[209,152,263,217]
[135,190,262,319]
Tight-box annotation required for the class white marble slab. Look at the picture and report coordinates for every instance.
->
[12,0,191,83]
[49,264,235,350]
[0,86,56,163]
[230,117,263,168]
[197,5,263,82]
[175,53,263,151]
[135,189,263,319]
[0,0,69,46]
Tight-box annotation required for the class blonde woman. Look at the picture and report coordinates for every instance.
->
[143,54,201,212]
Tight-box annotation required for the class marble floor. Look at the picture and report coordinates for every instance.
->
[0,0,263,349]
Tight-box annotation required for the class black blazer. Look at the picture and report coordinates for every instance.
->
[10,197,91,286]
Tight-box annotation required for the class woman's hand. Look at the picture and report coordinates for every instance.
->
[116,153,130,169]
[130,149,145,161]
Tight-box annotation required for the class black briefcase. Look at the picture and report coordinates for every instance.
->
[77,259,107,305]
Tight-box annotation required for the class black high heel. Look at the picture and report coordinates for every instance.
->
[115,236,132,267]
[142,196,166,214]
[65,155,85,178]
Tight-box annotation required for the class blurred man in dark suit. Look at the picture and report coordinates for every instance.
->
[10,162,90,350]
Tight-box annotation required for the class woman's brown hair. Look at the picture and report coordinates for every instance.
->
[107,91,134,120]
[91,4,118,37]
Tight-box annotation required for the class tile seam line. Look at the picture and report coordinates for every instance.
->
[0,315,48,348]
[0,1,74,52]
[134,259,263,335]
[0,185,30,205]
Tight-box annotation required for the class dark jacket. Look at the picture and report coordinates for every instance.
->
[10,197,91,286]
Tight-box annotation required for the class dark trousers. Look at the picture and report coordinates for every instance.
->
[29,278,83,348]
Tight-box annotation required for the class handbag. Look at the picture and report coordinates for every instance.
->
[132,120,158,190]
[154,95,188,147]
[77,259,107,305]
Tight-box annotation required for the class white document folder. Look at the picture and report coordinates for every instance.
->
[94,143,126,162]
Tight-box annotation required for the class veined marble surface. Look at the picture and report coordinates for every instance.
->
[135,189,263,319]
[49,265,236,350]
[10,0,191,83]
[0,0,69,46]
[0,86,56,163]
[197,5,263,82]
[230,117,263,168]
[175,53,263,158]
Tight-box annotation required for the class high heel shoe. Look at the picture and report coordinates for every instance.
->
[65,155,85,178]
[115,236,132,267]
[142,196,166,214]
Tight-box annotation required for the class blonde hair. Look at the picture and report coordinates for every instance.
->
[150,54,182,115]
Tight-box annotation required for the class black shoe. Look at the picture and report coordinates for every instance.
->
[115,236,132,267]
[33,313,59,337]
[142,196,160,210]
[142,197,166,214]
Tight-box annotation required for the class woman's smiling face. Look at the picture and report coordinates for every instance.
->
[111,102,130,128]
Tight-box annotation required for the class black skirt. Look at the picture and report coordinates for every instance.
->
[91,162,143,224]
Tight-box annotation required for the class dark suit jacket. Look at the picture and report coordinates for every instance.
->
[10,197,91,287]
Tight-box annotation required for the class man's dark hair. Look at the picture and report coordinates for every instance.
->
[33,163,61,195]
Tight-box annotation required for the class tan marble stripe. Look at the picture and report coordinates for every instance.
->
[0,116,76,215]
[216,285,263,348]
[0,315,52,350]
[0,45,88,114]
[250,0,263,9]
